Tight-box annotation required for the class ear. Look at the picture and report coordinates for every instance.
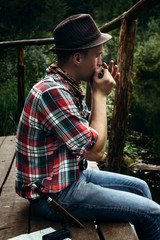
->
[72,52,81,65]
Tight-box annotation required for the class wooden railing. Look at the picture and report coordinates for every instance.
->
[0,0,159,172]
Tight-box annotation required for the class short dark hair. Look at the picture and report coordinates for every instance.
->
[57,49,89,66]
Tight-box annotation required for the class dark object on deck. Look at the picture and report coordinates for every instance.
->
[42,228,70,240]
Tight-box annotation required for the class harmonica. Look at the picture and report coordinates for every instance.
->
[98,70,104,78]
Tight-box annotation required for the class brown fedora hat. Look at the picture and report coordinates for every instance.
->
[50,14,112,53]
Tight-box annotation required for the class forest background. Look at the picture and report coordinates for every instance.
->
[0,0,160,159]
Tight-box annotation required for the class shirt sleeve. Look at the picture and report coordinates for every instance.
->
[38,86,98,157]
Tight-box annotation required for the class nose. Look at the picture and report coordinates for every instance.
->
[97,56,102,66]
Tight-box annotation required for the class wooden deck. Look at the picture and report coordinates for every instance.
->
[0,136,138,240]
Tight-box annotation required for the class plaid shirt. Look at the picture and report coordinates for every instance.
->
[16,71,98,199]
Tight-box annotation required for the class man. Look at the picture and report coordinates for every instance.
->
[16,14,160,239]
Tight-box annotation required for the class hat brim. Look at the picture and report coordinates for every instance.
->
[50,32,112,53]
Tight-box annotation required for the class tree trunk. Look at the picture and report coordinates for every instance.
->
[105,19,137,172]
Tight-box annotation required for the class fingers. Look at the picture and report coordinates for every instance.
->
[107,60,118,77]
[112,64,118,78]
[108,60,120,82]
[108,60,114,74]
[112,65,120,83]
[115,72,120,82]
[96,60,120,84]
[102,62,108,69]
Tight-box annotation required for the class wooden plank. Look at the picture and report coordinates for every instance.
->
[30,211,61,233]
[0,136,5,147]
[0,136,16,189]
[31,220,99,239]
[0,160,29,240]
[30,210,99,239]
[67,222,99,240]
[0,38,55,48]
[98,222,138,240]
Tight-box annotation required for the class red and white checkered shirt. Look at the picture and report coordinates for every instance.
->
[16,70,98,199]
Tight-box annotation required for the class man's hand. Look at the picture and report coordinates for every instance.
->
[86,60,120,161]
[92,60,120,97]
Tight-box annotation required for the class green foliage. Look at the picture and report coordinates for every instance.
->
[0,48,17,84]
[112,0,133,18]
[94,0,133,24]
[0,0,68,40]
[0,79,18,136]
[131,18,160,151]
[124,141,139,156]
[24,45,54,93]
[0,45,53,136]
[64,0,97,16]
[103,29,120,63]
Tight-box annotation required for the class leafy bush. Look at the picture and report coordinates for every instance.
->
[0,45,54,136]
[0,79,18,136]
[24,45,54,93]
[130,18,160,151]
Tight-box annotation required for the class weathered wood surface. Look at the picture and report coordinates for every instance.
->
[0,38,55,48]
[105,19,137,173]
[30,210,61,234]
[132,163,160,172]
[0,136,5,146]
[0,162,29,240]
[98,222,137,240]
[0,136,29,240]
[67,223,99,240]
[0,136,15,191]
[0,136,138,240]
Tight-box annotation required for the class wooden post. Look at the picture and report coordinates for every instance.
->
[17,46,24,118]
[105,19,137,173]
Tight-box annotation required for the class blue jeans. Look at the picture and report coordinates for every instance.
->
[31,168,160,240]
